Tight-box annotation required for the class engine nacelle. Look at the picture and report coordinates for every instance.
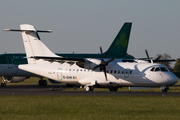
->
[76,58,101,69]
[4,76,28,83]
[76,58,117,70]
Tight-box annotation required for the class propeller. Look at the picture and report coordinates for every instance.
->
[93,47,115,81]
[145,49,161,63]
[145,49,150,60]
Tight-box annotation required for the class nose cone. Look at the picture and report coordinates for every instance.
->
[169,73,178,85]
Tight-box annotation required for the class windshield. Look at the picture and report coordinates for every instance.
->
[150,67,169,72]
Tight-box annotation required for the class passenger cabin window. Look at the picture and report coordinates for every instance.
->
[114,70,116,74]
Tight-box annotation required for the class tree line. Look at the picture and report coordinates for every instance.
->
[156,53,180,77]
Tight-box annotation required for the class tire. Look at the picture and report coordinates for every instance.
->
[38,80,42,86]
[162,88,167,92]
[42,80,47,86]
[1,83,6,87]
[85,86,94,91]
[85,86,90,91]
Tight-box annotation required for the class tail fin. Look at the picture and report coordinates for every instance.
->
[4,24,59,64]
[104,22,132,57]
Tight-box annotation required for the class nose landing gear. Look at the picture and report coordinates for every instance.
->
[161,86,169,92]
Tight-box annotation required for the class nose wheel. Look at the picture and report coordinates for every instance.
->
[161,86,168,92]
[162,88,167,92]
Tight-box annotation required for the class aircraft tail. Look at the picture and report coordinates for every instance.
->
[104,22,132,57]
[3,24,59,64]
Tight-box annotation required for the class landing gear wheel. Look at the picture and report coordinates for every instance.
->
[162,88,167,92]
[39,80,43,86]
[85,86,93,91]
[42,80,47,86]
[39,80,47,86]
[1,83,6,87]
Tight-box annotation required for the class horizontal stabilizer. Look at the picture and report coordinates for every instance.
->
[3,29,52,33]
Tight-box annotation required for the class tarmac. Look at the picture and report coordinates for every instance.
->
[0,84,180,96]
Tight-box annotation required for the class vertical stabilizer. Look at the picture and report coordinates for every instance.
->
[20,24,59,64]
[3,24,59,64]
[104,22,132,57]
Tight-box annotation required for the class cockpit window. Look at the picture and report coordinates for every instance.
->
[155,67,160,71]
[150,67,169,72]
[150,67,155,71]
[160,67,168,72]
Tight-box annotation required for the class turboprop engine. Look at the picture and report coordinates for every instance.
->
[76,58,117,70]
[3,76,28,83]
[76,58,101,69]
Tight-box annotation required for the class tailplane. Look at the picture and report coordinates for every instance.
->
[104,22,132,58]
[3,24,59,64]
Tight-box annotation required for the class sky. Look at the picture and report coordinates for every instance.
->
[0,1,180,67]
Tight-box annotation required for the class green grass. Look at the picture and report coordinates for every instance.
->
[0,95,180,120]
[1,78,180,119]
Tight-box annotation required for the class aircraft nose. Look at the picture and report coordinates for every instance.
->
[170,73,178,85]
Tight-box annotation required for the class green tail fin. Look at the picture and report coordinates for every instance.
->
[104,22,132,57]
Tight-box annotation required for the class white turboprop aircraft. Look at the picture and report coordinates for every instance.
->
[4,24,178,92]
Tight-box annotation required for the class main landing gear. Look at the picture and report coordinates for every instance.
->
[85,86,94,91]
[1,83,6,87]
[38,78,47,86]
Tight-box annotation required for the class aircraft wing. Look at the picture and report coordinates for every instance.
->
[149,59,176,62]
[32,56,85,65]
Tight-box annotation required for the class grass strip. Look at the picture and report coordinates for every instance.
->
[0,95,180,120]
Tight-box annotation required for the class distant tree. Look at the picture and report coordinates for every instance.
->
[173,58,180,77]
[156,53,173,71]
[173,58,180,72]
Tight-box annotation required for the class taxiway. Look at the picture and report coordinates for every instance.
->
[0,85,180,96]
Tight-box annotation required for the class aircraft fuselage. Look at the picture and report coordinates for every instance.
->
[19,61,178,88]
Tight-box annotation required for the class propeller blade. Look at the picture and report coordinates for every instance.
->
[93,64,102,70]
[155,55,161,60]
[107,58,115,63]
[94,46,115,81]
[145,49,150,60]
[103,66,108,81]
[100,46,103,59]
